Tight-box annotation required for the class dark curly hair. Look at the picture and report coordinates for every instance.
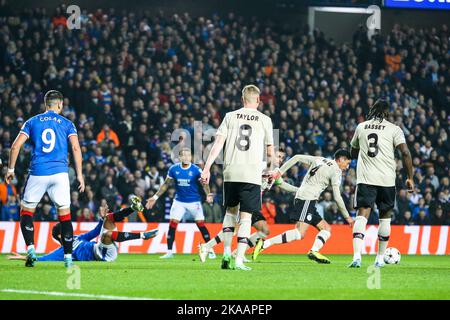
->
[367,98,389,122]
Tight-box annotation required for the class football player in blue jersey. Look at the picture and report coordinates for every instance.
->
[145,148,215,259]
[5,90,85,268]
[8,196,158,263]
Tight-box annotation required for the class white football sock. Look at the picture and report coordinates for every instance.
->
[311,230,331,252]
[222,213,236,256]
[263,229,301,249]
[248,231,268,248]
[235,217,252,265]
[352,216,367,261]
[376,218,391,263]
[205,231,224,251]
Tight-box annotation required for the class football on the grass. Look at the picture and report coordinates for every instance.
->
[384,247,401,264]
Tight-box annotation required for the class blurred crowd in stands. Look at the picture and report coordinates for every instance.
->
[0,3,448,225]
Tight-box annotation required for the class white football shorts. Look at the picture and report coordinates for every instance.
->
[170,199,205,221]
[93,242,118,262]
[21,172,71,209]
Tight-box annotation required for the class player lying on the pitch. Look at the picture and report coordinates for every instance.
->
[8,196,157,263]
[252,149,355,264]
[198,149,298,263]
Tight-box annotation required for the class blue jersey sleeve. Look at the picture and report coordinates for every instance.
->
[77,220,104,242]
[37,247,65,261]
[67,121,78,139]
[167,165,175,179]
[20,120,31,138]
[195,165,203,179]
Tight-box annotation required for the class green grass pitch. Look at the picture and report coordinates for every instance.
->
[1,254,449,300]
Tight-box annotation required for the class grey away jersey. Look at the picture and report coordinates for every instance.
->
[296,156,343,201]
[217,107,274,185]
[350,119,406,187]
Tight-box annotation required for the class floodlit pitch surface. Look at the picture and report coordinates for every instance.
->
[1,254,449,300]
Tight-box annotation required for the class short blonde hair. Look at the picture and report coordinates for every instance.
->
[241,84,260,104]
[178,147,191,156]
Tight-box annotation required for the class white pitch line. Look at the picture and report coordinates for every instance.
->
[0,289,156,300]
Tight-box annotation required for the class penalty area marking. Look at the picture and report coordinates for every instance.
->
[0,289,158,300]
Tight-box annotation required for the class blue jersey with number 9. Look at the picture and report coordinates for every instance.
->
[20,110,78,176]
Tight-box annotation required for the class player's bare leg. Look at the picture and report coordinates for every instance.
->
[308,220,332,264]
[349,207,370,268]
[247,220,270,250]
[220,205,238,269]
[253,222,305,261]
[375,209,393,267]
[20,205,38,267]
[235,211,253,270]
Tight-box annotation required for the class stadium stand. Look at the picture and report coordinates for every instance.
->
[0,4,448,225]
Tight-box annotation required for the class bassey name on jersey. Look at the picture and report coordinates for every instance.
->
[39,116,62,123]
[236,113,259,121]
[364,124,386,130]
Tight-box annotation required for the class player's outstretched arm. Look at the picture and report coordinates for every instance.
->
[350,124,360,160]
[77,220,104,242]
[266,144,275,170]
[273,154,316,180]
[200,181,214,204]
[8,248,65,262]
[145,177,173,209]
[35,247,65,262]
[5,133,28,184]
[397,143,414,193]
[277,180,298,194]
[331,185,353,227]
[7,252,27,260]
[69,135,85,192]
[201,134,226,184]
